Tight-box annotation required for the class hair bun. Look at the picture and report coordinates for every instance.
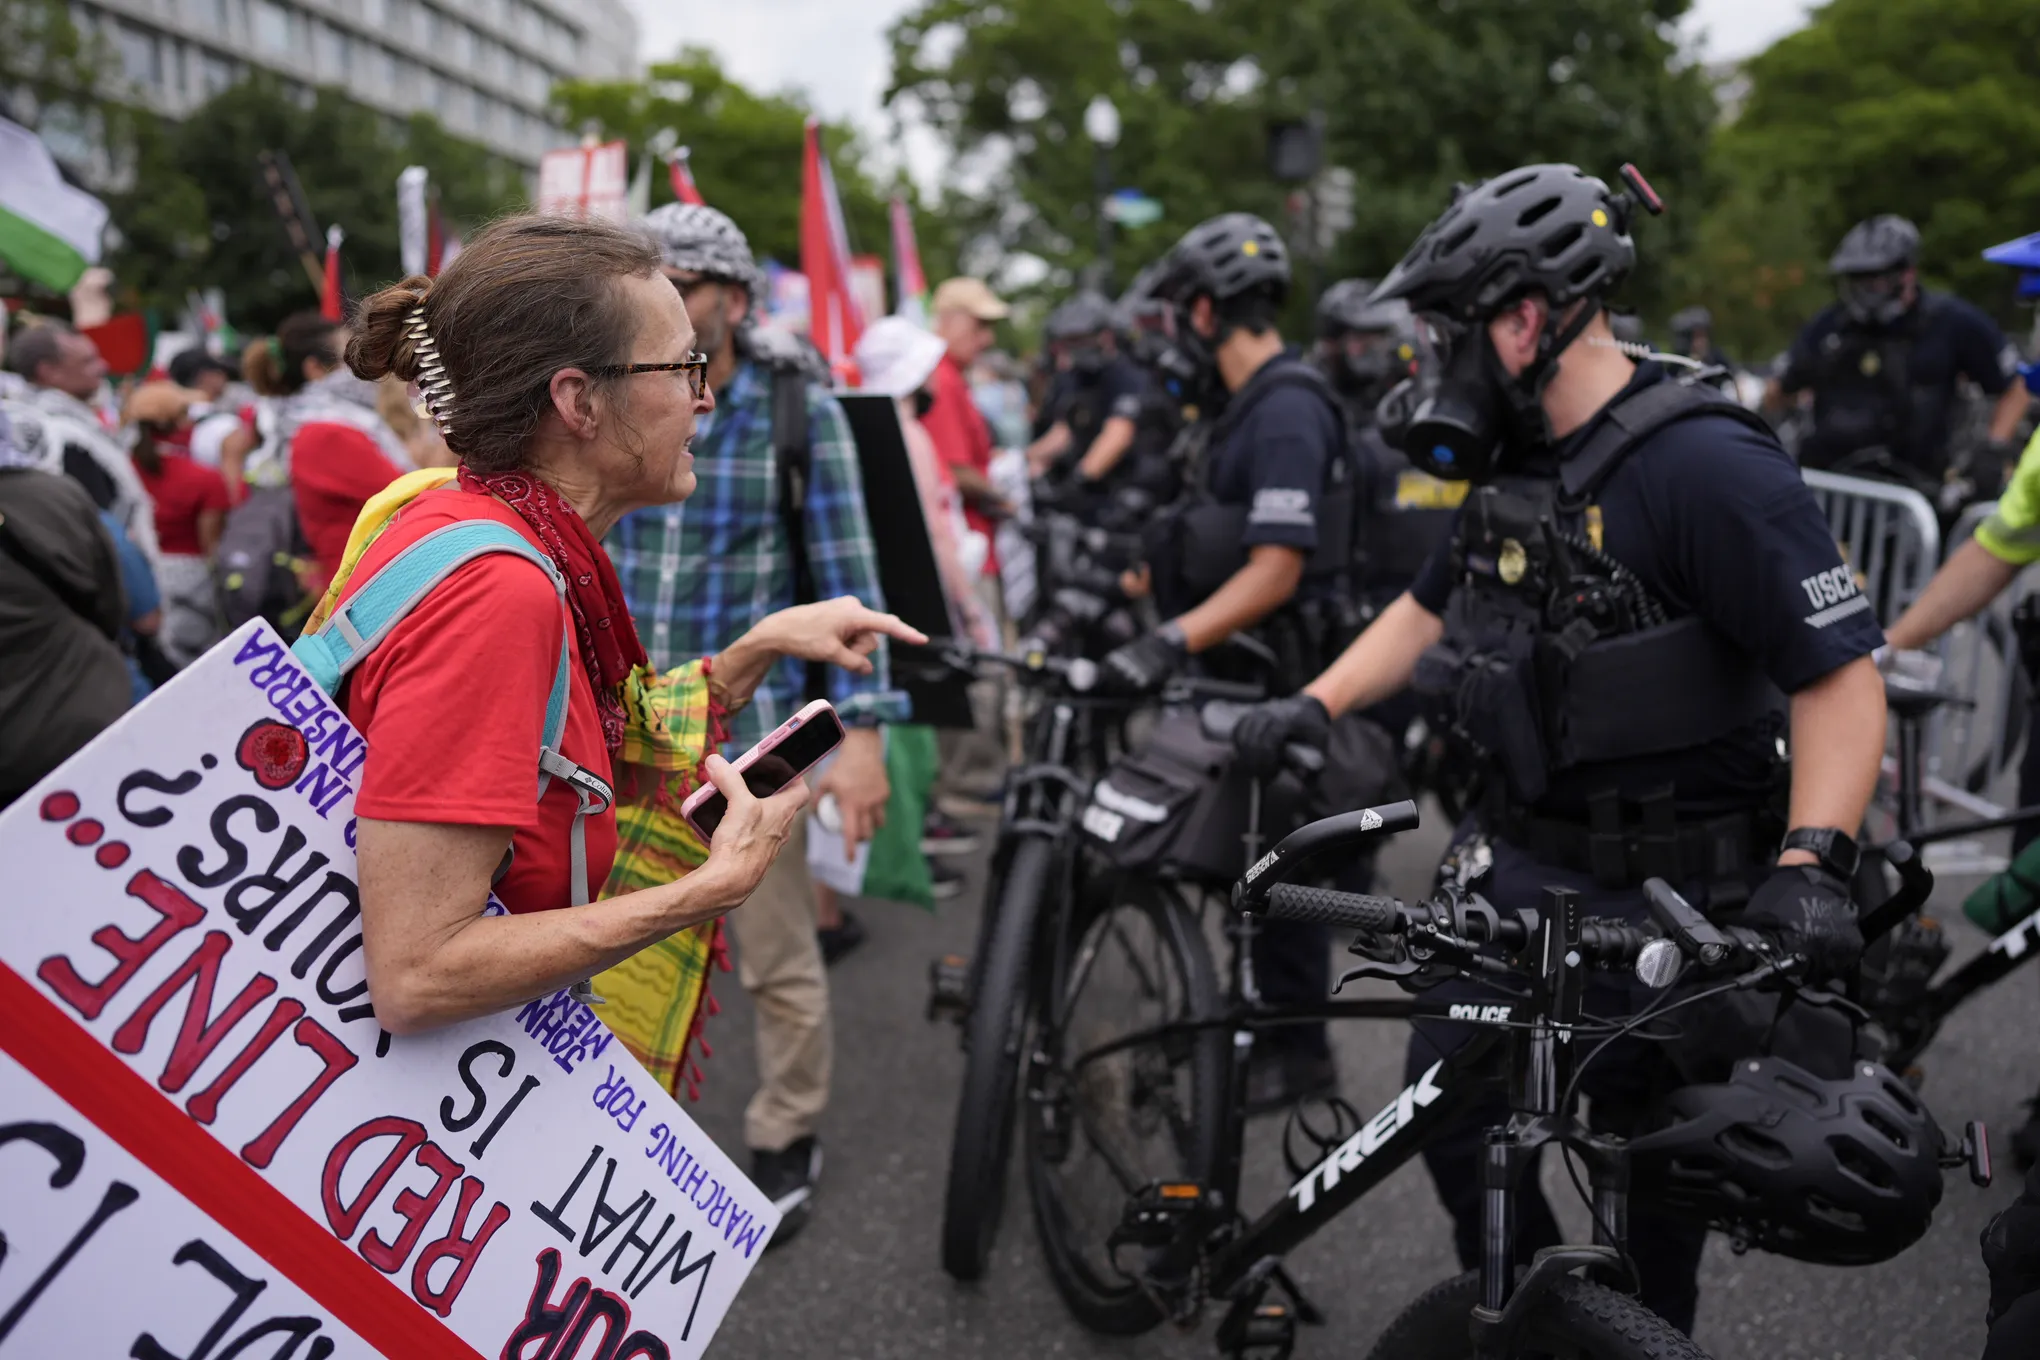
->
[346,274,435,384]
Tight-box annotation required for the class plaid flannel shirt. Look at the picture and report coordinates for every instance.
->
[608,358,909,751]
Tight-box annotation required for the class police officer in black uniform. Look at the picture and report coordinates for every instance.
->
[1101,213,1376,1109]
[1314,278,1462,613]
[1028,294,1145,481]
[1770,214,2028,493]
[1231,164,1889,1333]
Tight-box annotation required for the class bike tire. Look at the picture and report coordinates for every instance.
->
[940,834,1056,1282]
[1363,1270,1712,1360]
[1024,876,1224,1335]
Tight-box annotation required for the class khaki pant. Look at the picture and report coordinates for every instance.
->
[724,819,831,1152]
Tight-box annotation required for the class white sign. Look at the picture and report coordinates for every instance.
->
[0,621,775,1359]
[536,142,631,223]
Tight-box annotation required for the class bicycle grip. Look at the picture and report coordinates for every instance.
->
[1263,883,1401,932]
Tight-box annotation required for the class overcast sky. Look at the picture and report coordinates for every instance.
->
[623,0,1818,193]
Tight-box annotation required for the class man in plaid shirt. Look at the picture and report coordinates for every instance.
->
[611,203,907,1248]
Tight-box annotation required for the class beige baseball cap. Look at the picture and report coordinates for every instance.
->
[931,276,1009,322]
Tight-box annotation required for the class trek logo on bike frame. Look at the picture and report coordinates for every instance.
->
[1286,1059,1446,1212]
[1988,914,2040,961]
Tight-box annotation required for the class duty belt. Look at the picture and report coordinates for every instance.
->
[1493,788,1770,894]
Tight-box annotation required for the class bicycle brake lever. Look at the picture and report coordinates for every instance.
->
[1332,957,1426,992]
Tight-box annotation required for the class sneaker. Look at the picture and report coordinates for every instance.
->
[930,859,967,902]
[752,1137,822,1249]
[817,910,866,966]
[921,809,983,857]
[1244,1048,1338,1117]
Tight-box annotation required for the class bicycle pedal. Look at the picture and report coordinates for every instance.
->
[1216,1302,1296,1360]
[926,954,971,1025]
[1108,1181,1205,1251]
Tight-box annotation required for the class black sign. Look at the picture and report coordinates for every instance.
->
[833,393,974,729]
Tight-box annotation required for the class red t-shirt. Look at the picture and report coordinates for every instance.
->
[292,422,403,594]
[338,485,617,914]
[136,451,230,555]
[923,353,998,567]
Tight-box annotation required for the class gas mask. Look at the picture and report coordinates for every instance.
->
[1128,299,1221,409]
[1376,316,1558,483]
[1838,269,1913,328]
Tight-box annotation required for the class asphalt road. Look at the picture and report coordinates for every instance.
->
[686,805,2035,1360]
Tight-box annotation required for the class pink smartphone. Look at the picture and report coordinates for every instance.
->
[680,698,846,840]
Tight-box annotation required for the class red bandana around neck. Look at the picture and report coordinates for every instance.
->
[458,466,647,751]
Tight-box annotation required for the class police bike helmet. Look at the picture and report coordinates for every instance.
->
[1316,278,1415,397]
[1156,212,1292,311]
[1830,215,1921,327]
[1138,213,1290,402]
[642,202,765,299]
[1669,305,1713,339]
[1367,163,1654,481]
[1316,277,1410,338]
[1625,1055,1948,1266]
[1045,291,1118,342]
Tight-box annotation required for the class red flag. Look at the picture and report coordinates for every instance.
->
[889,197,928,322]
[799,119,864,382]
[319,224,344,321]
[668,148,705,206]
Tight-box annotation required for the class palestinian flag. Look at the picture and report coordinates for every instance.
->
[0,115,106,291]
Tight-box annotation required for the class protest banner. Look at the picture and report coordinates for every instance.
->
[0,621,775,1359]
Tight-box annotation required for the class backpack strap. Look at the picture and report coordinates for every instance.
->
[291,515,618,1002]
[1559,376,1776,504]
[294,520,575,754]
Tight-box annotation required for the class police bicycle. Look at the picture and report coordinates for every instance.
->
[1026,770,1988,1357]
[1854,666,2040,1081]
[911,636,1275,1283]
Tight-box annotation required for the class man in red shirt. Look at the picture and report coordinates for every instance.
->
[923,278,1013,810]
[924,277,1013,547]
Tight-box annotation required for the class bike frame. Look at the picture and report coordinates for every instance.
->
[1054,799,1640,1352]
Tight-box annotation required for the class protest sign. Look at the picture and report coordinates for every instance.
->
[0,621,775,1359]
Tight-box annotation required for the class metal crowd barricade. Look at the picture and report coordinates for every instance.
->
[1800,469,1941,625]
[1925,500,2036,825]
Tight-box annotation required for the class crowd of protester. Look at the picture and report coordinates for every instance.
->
[0,216,1046,1246]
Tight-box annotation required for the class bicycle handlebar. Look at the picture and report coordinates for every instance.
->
[1262,882,1659,967]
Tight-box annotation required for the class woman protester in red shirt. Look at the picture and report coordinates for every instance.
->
[125,381,231,663]
[338,216,924,1034]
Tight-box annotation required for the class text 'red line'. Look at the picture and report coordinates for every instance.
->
[0,960,484,1360]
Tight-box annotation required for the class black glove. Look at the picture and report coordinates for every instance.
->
[1740,863,1862,979]
[1983,1165,2040,1326]
[1100,623,1187,695]
[1231,694,1331,779]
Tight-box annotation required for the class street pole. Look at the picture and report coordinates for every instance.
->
[1084,94,1121,297]
[1095,143,1113,296]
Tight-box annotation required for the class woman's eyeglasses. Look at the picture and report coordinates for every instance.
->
[590,352,711,400]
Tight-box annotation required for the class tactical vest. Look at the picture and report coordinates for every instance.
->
[1143,360,1359,688]
[1804,299,1941,474]
[1350,421,1463,600]
[1414,378,1785,809]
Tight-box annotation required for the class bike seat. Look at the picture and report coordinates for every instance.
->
[1883,676,1973,721]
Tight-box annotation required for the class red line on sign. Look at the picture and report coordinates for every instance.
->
[0,961,486,1360]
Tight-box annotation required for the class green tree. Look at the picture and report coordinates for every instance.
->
[552,47,954,286]
[108,75,524,328]
[886,0,1715,320]
[1684,0,2040,353]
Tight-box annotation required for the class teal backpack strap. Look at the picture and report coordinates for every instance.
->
[294,520,566,694]
[293,517,614,1003]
